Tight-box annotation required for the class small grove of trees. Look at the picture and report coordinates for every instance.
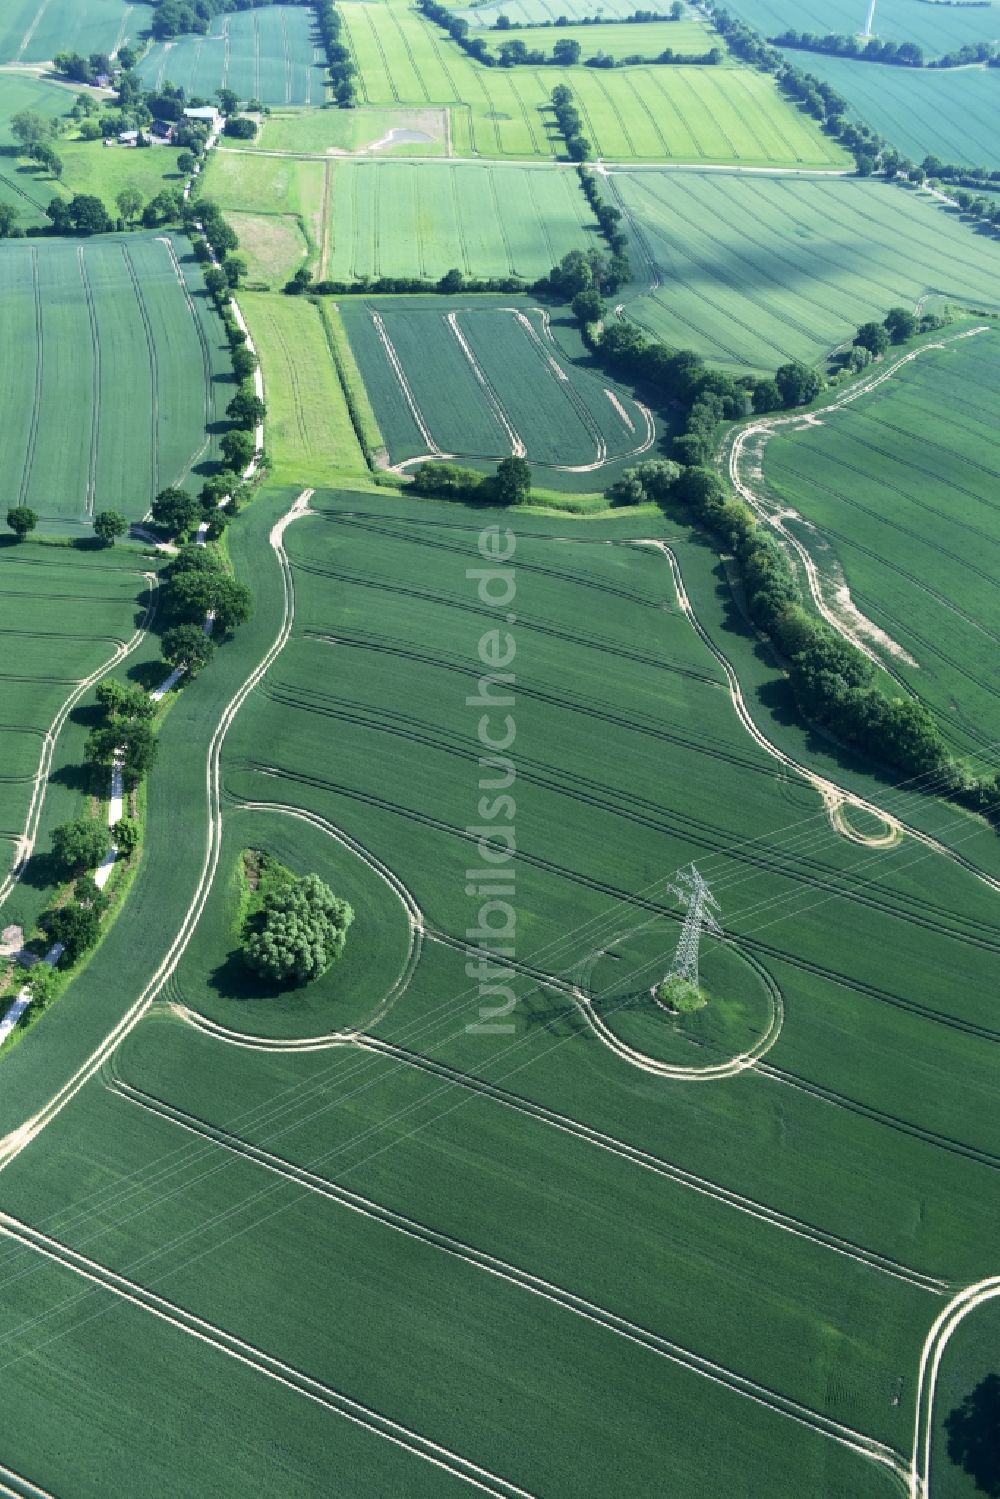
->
[86,678,158,790]
[604,458,681,507]
[223,116,257,141]
[242,870,354,986]
[6,507,37,541]
[411,456,533,506]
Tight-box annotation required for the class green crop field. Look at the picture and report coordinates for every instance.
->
[0,0,136,65]
[723,0,1000,56]
[327,160,597,280]
[609,170,1000,370]
[0,233,230,527]
[460,0,684,24]
[340,0,849,165]
[756,327,1000,764]
[0,489,996,1496]
[136,5,326,105]
[341,297,655,478]
[778,51,1000,170]
[469,15,718,56]
[0,539,155,937]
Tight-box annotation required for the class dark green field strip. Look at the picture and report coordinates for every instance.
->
[92,1043,933,1445]
[225,748,1000,1054]
[0,1225,457,1498]
[0,491,302,1139]
[254,676,1000,956]
[121,933,1000,1282]
[775,52,1000,169]
[0,1064,890,1499]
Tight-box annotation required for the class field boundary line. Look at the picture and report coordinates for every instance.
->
[910,1277,1000,1499]
[0,1211,536,1499]
[0,494,313,1171]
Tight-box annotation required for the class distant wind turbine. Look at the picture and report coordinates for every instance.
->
[863,0,877,36]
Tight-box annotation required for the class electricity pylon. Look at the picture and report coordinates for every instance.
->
[664,865,720,991]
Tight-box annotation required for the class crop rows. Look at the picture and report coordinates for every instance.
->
[341,300,648,473]
[612,170,1000,369]
[725,0,1000,58]
[137,5,323,106]
[762,332,1000,759]
[0,0,133,65]
[339,0,846,165]
[0,234,227,526]
[779,51,1000,170]
[329,161,592,281]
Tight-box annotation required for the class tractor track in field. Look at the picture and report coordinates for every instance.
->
[0,1210,535,1499]
[446,311,525,458]
[238,761,1000,1045]
[641,536,1000,905]
[251,682,1000,948]
[17,248,43,509]
[165,1007,948,1294]
[100,1074,936,1465]
[0,493,313,1172]
[0,575,157,913]
[77,248,101,519]
[726,328,993,681]
[119,242,160,499]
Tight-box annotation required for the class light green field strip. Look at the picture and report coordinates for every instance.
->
[339,0,848,165]
[240,292,373,486]
[775,52,1000,171]
[612,171,1000,369]
[466,15,719,53]
[136,5,326,106]
[0,234,228,525]
[328,160,594,280]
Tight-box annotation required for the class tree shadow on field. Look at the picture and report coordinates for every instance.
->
[524,992,591,1038]
[18,847,58,892]
[208,949,306,1006]
[945,1376,1000,1496]
[48,761,95,796]
[126,659,170,692]
[68,700,103,732]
